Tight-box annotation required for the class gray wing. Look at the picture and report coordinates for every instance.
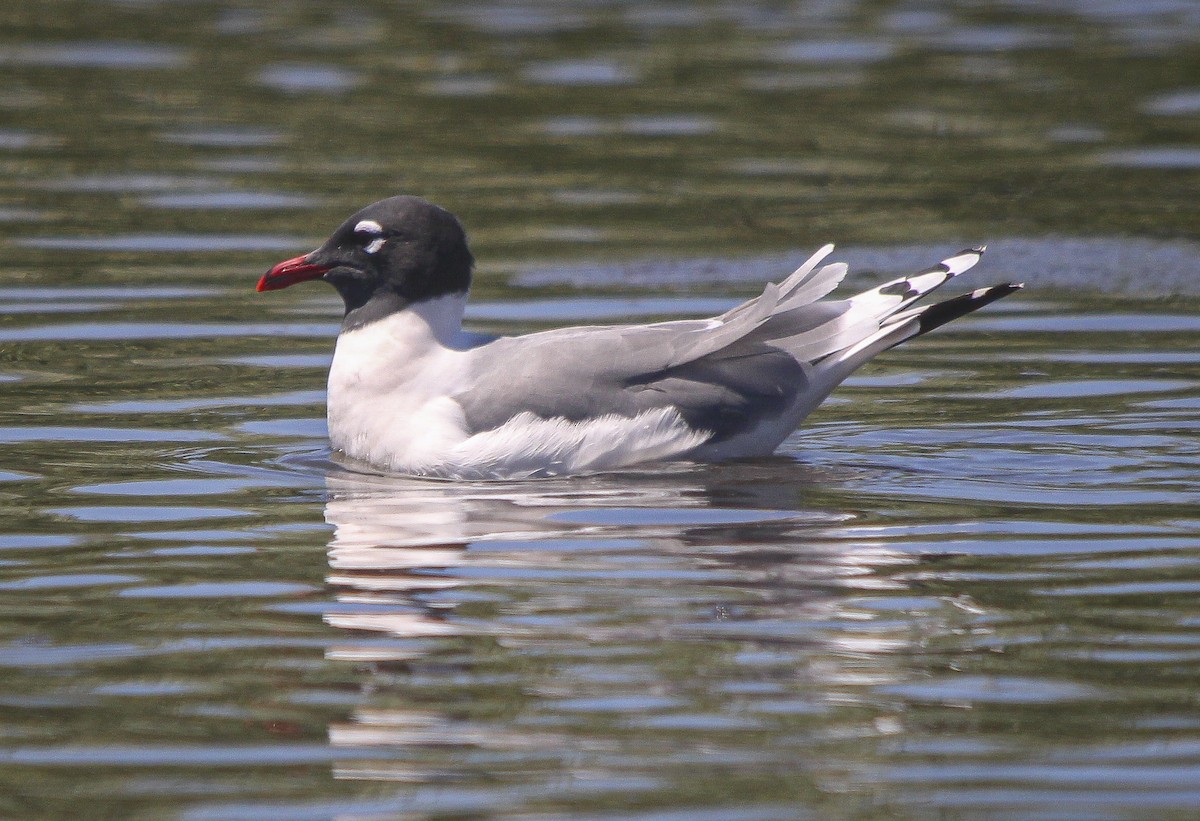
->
[456,245,991,442]
[457,325,811,442]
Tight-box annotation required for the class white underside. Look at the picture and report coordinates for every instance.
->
[410,406,708,480]
[333,389,709,480]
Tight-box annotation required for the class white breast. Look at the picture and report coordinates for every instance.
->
[326,296,474,472]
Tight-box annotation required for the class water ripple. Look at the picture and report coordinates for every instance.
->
[0,41,187,68]
[17,234,307,252]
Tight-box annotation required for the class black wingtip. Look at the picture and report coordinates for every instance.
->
[913,281,1022,337]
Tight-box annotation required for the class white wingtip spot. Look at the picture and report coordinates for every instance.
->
[941,248,983,277]
[354,219,383,235]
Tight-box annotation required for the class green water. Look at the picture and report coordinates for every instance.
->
[1,2,1199,819]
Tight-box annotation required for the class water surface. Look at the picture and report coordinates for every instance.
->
[1,2,1199,819]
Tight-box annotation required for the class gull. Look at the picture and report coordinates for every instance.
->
[258,196,1020,479]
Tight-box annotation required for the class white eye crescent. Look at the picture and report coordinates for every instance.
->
[354,219,383,235]
[364,238,386,254]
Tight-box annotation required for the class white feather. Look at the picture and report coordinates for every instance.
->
[433,407,707,479]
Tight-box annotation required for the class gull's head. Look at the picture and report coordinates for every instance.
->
[257,196,474,316]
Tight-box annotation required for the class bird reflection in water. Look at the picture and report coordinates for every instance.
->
[315,460,981,794]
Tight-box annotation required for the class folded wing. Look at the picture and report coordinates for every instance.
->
[456,246,1018,451]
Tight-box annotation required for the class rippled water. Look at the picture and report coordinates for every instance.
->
[2,1,1199,819]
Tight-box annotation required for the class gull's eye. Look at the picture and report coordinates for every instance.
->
[353,219,386,254]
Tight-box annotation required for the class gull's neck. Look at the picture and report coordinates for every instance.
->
[340,291,470,350]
